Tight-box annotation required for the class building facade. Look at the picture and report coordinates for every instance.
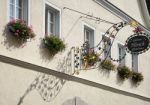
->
[0,0,150,105]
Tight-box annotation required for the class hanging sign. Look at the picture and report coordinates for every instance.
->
[125,33,150,54]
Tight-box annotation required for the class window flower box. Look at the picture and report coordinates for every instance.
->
[117,66,132,80]
[131,72,144,83]
[81,49,99,69]
[43,36,66,56]
[7,19,35,43]
[100,60,115,71]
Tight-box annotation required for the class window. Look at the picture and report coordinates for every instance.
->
[84,25,94,48]
[132,54,138,72]
[118,44,126,66]
[103,36,111,60]
[45,4,60,36]
[9,0,28,22]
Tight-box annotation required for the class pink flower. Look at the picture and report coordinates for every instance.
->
[16,30,19,32]
[11,19,16,23]
[8,19,16,25]
[14,33,18,36]
[30,25,33,29]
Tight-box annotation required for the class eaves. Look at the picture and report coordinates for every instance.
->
[93,0,150,34]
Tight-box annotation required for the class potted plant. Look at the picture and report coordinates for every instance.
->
[81,49,99,69]
[43,35,66,56]
[117,66,131,80]
[82,49,99,69]
[100,60,115,71]
[131,72,144,83]
[7,19,35,43]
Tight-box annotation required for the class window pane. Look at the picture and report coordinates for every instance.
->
[16,0,22,7]
[50,12,54,22]
[86,33,90,41]
[10,4,15,18]
[50,23,54,34]
[48,11,55,34]
[84,26,94,48]
[22,0,28,22]
[16,8,22,19]
[16,0,22,19]
[10,0,14,4]
[85,30,90,41]
[48,22,54,34]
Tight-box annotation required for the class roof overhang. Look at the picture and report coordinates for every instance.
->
[93,0,150,34]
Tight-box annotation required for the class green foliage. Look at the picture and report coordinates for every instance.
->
[7,19,35,42]
[100,60,115,71]
[82,52,99,66]
[131,72,144,83]
[117,66,131,80]
[43,36,65,56]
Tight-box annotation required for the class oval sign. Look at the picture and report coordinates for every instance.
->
[126,34,150,54]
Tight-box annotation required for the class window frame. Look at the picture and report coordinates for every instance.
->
[82,22,95,48]
[7,0,30,25]
[43,1,61,38]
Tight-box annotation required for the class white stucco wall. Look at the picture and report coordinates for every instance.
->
[108,0,146,26]
[0,0,150,105]
[0,61,150,105]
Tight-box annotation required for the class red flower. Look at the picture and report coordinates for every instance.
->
[133,27,143,33]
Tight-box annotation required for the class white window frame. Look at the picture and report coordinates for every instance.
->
[118,44,126,66]
[7,0,30,25]
[82,22,95,48]
[43,0,61,38]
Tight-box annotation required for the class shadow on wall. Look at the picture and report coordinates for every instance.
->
[62,97,89,105]
[17,73,66,105]
[17,53,73,105]
[39,39,55,63]
[2,26,23,50]
[116,73,124,86]
[98,64,111,78]
[2,26,33,51]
